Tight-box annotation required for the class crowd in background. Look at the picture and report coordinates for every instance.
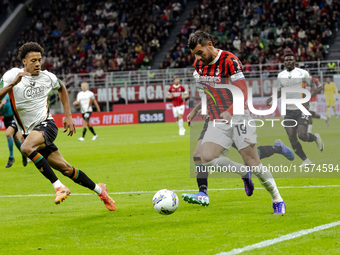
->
[0,0,24,24]
[162,0,339,73]
[0,0,339,76]
[0,0,184,76]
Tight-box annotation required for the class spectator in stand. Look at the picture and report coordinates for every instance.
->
[172,1,182,21]
[117,93,126,104]
[161,0,339,71]
[1,0,183,76]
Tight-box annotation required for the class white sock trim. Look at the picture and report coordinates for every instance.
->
[52,180,63,189]
[94,184,102,194]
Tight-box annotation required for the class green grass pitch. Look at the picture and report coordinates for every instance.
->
[0,118,339,254]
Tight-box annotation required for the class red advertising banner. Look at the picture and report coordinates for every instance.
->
[2,95,338,130]
[52,111,139,128]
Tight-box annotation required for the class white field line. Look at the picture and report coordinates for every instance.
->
[0,185,339,198]
[216,220,340,255]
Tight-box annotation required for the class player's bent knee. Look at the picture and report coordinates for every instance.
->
[20,144,34,156]
[5,129,13,138]
[298,134,308,141]
[201,153,218,164]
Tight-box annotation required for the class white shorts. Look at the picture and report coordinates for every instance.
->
[172,105,185,118]
[201,111,257,154]
[309,101,318,112]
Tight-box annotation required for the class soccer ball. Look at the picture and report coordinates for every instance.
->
[152,189,179,215]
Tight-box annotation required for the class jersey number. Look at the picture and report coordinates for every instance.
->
[235,124,247,136]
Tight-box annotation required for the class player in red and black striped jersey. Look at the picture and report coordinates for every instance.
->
[167,76,188,135]
[192,46,246,121]
[181,31,285,214]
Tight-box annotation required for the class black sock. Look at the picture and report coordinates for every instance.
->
[257,146,281,159]
[89,127,96,135]
[307,133,317,142]
[82,128,87,138]
[71,167,96,190]
[291,142,307,160]
[29,151,58,184]
[194,157,208,195]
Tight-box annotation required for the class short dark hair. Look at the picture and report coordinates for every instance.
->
[18,42,44,60]
[284,53,295,59]
[188,31,213,50]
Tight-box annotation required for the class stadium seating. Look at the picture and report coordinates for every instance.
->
[0,0,24,25]
[161,0,339,71]
[0,0,339,76]
[0,0,185,76]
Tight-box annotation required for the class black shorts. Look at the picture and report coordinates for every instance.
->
[198,117,209,141]
[82,112,92,121]
[284,109,310,126]
[33,119,59,159]
[3,116,18,134]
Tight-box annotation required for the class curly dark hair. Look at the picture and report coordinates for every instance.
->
[18,42,44,60]
[187,31,213,50]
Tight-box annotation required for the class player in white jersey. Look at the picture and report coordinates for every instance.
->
[73,82,100,141]
[266,53,324,167]
[0,42,115,211]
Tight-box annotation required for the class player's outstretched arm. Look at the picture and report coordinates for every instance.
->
[93,99,101,112]
[58,82,76,136]
[72,100,80,106]
[187,101,201,126]
[0,72,31,100]
[266,91,281,106]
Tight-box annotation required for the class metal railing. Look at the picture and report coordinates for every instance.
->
[49,60,340,113]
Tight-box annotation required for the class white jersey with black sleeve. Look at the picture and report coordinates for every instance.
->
[277,67,312,110]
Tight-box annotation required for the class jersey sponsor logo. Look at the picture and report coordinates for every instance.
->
[198,75,221,85]
[172,92,182,97]
[23,85,46,99]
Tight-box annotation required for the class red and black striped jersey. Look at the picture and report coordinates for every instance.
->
[193,50,246,120]
[168,84,186,107]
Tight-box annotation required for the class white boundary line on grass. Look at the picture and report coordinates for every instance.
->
[0,184,339,198]
[216,220,340,255]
